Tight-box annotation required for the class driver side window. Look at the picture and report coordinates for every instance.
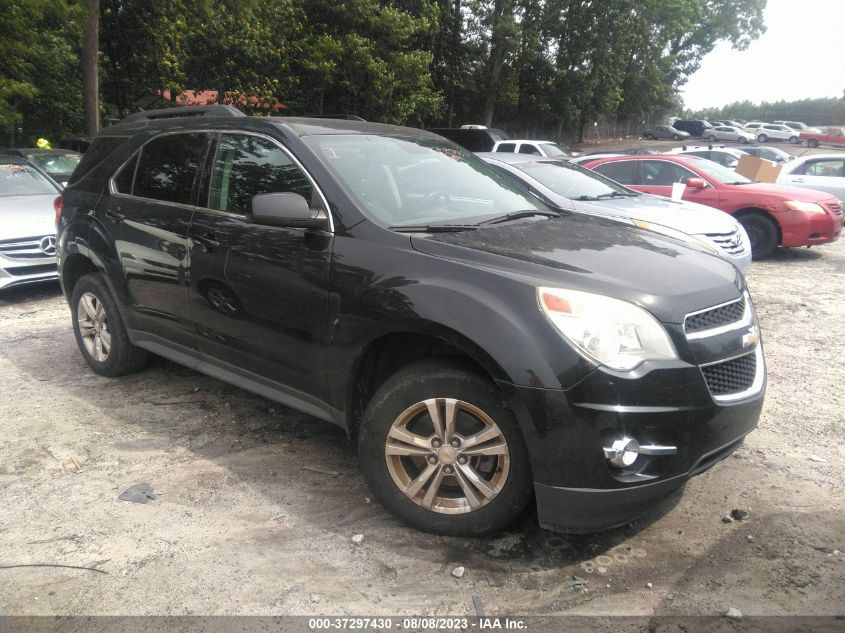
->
[642,160,695,186]
[207,134,314,215]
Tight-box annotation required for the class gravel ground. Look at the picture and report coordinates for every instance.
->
[0,198,843,623]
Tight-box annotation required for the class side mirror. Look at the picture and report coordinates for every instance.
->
[686,177,706,189]
[251,192,328,230]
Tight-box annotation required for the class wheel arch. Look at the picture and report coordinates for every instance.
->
[344,328,509,440]
[60,252,99,301]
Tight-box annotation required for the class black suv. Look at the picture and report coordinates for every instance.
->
[671,119,714,138]
[57,106,765,535]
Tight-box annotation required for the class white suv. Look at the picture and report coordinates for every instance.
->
[756,124,800,143]
[492,140,581,158]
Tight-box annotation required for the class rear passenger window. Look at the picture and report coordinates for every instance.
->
[495,143,517,153]
[207,134,314,215]
[518,144,541,155]
[592,161,637,185]
[133,133,208,205]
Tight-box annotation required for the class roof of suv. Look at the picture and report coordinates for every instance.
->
[103,114,443,141]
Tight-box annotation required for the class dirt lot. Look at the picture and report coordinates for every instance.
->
[1,169,843,623]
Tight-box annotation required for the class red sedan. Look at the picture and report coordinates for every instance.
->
[582,154,842,258]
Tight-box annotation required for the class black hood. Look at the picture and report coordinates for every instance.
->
[410,214,743,324]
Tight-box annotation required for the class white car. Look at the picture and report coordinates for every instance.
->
[492,139,581,158]
[756,124,800,144]
[774,120,822,135]
[705,126,756,144]
[477,153,752,276]
[0,156,61,291]
[776,154,845,204]
[743,122,766,134]
[663,145,748,168]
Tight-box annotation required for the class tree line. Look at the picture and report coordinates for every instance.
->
[1,0,768,146]
[688,97,845,126]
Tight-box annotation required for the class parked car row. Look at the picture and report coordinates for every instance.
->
[649,119,840,145]
[48,106,770,537]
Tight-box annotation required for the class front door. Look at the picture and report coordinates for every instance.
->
[187,132,333,402]
[99,132,210,348]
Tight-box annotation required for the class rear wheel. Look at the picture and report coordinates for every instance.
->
[738,213,779,260]
[71,273,148,376]
[739,136,748,144]
[358,359,533,535]
[644,133,653,140]
[808,138,819,148]
[672,134,680,140]
[707,135,717,142]
[789,136,798,144]
[758,134,768,142]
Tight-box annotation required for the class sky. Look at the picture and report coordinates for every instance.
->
[681,0,845,111]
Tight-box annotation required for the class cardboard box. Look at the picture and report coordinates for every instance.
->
[735,154,783,183]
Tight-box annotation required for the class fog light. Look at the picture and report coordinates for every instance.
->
[603,437,678,468]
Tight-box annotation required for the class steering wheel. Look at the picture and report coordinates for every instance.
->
[410,190,451,214]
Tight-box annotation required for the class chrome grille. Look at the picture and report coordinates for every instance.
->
[0,236,54,260]
[702,353,757,396]
[824,201,842,217]
[703,229,748,256]
[685,297,746,334]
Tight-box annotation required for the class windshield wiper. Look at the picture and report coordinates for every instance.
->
[474,210,560,225]
[389,223,479,233]
[576,191,634,200]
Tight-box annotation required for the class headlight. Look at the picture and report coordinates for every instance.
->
[537,287,678,371]
[632,219,719,254]
[784,200,827,215]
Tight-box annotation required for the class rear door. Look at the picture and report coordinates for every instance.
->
[99,132,210,348]
[187,131,333,402]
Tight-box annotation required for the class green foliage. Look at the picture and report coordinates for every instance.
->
[0,0,770,140]
[690,97,845,126]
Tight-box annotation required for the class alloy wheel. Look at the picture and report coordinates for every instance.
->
[77,291,111,362]
[384,398,510,514]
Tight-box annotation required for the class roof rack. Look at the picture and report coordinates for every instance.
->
[305,113,367,122]
[119,105,246,124]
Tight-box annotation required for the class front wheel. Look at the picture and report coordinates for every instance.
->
[739,136,748,144]
[358,359,533,535]
[71,273,148,376]
[672,134,680,140]
[707,135,717,142]
[789,136,798,144]
[644,133,653,140]
[738,213,779,260]
[758,134,768,142]
[808,138,819,148]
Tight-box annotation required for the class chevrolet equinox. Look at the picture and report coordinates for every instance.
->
[56,106,766,535]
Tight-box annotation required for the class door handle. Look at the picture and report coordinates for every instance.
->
[792,178,805,183]
[193,233,220,252]
[105,209,125,222]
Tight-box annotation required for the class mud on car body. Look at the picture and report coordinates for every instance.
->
[56,107,765,535]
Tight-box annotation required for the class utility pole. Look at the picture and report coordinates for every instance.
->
[82,0,100,136]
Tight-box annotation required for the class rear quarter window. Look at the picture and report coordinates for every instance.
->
[67,136,129,185]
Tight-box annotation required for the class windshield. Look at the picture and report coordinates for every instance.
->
[0,163,60,196]
[539,143,572,157]
[25,152,80,174]
[686,157,751,184]
[511,160,635,199]
[304,135,545,227]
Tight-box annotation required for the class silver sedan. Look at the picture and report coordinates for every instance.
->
[0,157,61,291]
[705,126,756,144]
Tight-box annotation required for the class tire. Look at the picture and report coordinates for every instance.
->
[789,136,798,144]
[70,273,148,376]
[358,359,533,536]
[738,213,779,260]
[757,134,767,142]
[644,133,653,140]
[707,135,717,142]
[739,136,748,144]
[672,134,680,140]
[808,138,819,148]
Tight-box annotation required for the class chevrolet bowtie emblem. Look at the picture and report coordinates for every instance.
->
[742,327,760,349]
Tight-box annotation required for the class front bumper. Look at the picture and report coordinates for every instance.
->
[780,209,842,247]
[497,349,765,533]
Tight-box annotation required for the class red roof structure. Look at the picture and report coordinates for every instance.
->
[158,90,286,111]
